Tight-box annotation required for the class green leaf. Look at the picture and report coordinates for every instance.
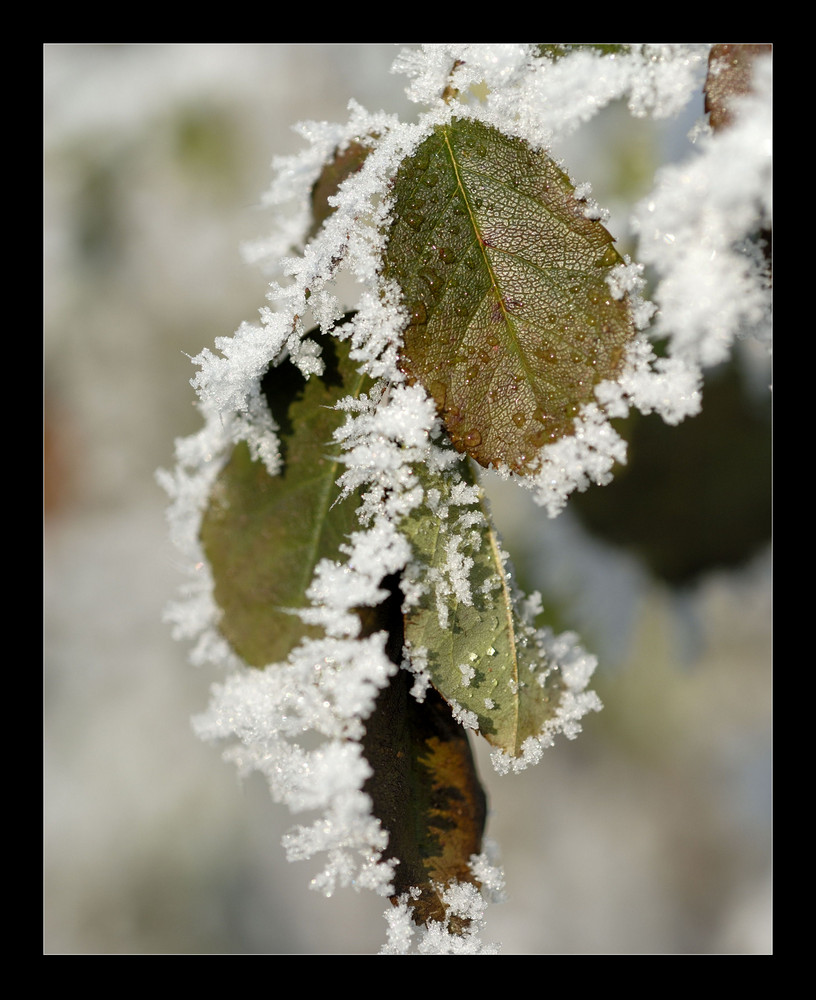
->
[360,576,487,932]
[383,117,636,474]
[400,452,566,758]
[200,329,371,667]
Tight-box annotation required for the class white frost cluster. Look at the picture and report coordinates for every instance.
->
[192,637,398,899]
[380,852,505,955]
[632,53,773,368]
[490,627,603,776]
[160,43,771,953]
[394,43,711,150]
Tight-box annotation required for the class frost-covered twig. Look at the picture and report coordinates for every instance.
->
[159,43,771,954]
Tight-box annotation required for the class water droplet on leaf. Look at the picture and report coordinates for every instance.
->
[596,244,621,267]
[411,302,428,325]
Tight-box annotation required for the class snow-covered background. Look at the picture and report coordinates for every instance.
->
[44,43,771,954]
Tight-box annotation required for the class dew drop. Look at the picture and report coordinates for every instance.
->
[410,302,427,325]
[512,411,526,428]
[597,244,620,267]
[418,266,443,295]
[465,429,482,448]
[528,428,550,448]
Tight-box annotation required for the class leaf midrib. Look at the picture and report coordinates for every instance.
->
[481,507,522,751]
[441,125,538,396]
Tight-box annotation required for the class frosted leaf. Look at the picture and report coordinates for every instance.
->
[488,627,602,774]
[384,114,637,477]
[380,857,501,955]
[399,450,602,759]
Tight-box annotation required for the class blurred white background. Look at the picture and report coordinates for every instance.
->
[44,43,771,954]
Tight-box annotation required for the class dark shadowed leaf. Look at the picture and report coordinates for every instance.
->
[383,117,636,474]
[360,576,487,932]
[570,359,771,585]
[200,330,371,667]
